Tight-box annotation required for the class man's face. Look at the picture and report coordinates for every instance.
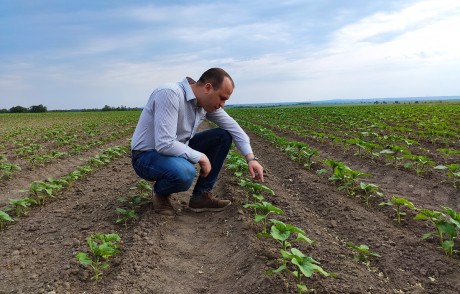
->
[200,77,233,113]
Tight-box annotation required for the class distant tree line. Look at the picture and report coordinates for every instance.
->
[0,104,142,113]
[0,104,48,113]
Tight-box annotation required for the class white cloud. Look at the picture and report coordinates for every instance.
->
[1,0,460,109]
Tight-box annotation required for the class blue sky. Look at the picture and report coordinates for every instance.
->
[1,0,459,110]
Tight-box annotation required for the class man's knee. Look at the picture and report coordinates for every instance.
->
[217,128,232,146]
[172,162,196,188]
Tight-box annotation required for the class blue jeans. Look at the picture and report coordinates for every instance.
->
[131,128,232,197]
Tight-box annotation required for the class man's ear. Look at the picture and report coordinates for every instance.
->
[204,83,213,93]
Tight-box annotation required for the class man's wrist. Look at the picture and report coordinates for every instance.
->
[246,157,258,163]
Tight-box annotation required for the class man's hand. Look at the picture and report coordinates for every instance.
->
[248,160,264,182]
[198,154,211,177]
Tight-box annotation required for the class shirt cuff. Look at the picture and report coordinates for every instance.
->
[188,148,202,164]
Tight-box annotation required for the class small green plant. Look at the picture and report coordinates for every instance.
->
[65,170,82,183]
[380,196,417,224]
[403,154,434,176]
[8,198,36,217]
[270,248,331,294]
[21,180,62,206]
[380,145,410,169]
[434,164,460,188]
[243,202,284,236]
[239,179,275,204]
[325,160,370,197]
[0,210,14,230]
[75,233,121,281]
[358,182,383,207]
[77,165,93,178]
[225,151,248,178]
[88,155,108,167]
[0,162,21,179]
[269,219,314,266]
[129,180,152,196]
[117,194,150,209]
[346,242,381,263]
[414,208,458,255]
[437,148,460,163]
[115,208,137,228]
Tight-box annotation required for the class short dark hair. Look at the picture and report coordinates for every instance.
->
[197,68,235,89]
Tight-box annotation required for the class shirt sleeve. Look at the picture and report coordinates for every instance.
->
[153,89,202,163]
[206,109,253,156]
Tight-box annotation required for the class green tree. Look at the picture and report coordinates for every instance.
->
[9,105,28,113]
[29,104,47,113]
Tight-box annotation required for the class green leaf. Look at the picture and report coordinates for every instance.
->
[270,225,290,242]
[254,214,266,223]
[437,222,457,238]
[272,264,287,273]
[75,252,93,265]
[0,210,14,222]
[414,213,429,221]
[297,284,308,293]
[422,232,432,240]
[295,233,315,245]
[434,165,447,170]
[292,255,330,278]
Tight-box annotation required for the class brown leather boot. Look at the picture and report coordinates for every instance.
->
[152,193,175,216]
[189,192,231,213]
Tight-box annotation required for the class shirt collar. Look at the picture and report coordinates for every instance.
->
[179,77,197,103]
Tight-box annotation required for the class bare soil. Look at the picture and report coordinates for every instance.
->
[1,123,459,294]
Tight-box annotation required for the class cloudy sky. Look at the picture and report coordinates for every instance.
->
[1,0,459,110]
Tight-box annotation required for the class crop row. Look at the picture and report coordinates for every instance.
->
[0,111,140,180]
[228,104,460,149]
[0,145,130,230]
[234,119,460,257]
[227,105,460,188]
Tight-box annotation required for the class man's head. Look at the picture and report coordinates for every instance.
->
[196,68,235,90]
[193,68,235,113]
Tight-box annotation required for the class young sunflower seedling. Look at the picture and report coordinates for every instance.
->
[403,154,434,177]
[117,194,150,210]
[415,208,458,256]
[75,233,121,281]
[346,242,381,263]
[8,198,36,217]
[272,247,332,294]
[77,165,93,178]
[0,210,14,230]
[129,180,152,196]
[380,145,410,170]
[225,151,248,178]
[358,182,383,207]
[239,179,275,204]
[269,219,315,267]
[243,202,284,237]
[115,208,138,228]
[21,180,61,206]
[434,164,460,188]
[0,162,22,180]
[379,196,417,224]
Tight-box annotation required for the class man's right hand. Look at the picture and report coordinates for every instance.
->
[198,154,211,177]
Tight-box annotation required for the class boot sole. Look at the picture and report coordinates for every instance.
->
[189,202,231,213]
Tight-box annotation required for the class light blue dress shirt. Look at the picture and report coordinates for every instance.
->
[131,77,253,163]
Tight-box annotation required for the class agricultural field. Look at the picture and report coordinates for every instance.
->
[0,104,459,293]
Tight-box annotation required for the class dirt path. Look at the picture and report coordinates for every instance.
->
[1,126,459,293]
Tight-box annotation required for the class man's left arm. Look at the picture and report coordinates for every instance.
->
[207,109,264,182]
